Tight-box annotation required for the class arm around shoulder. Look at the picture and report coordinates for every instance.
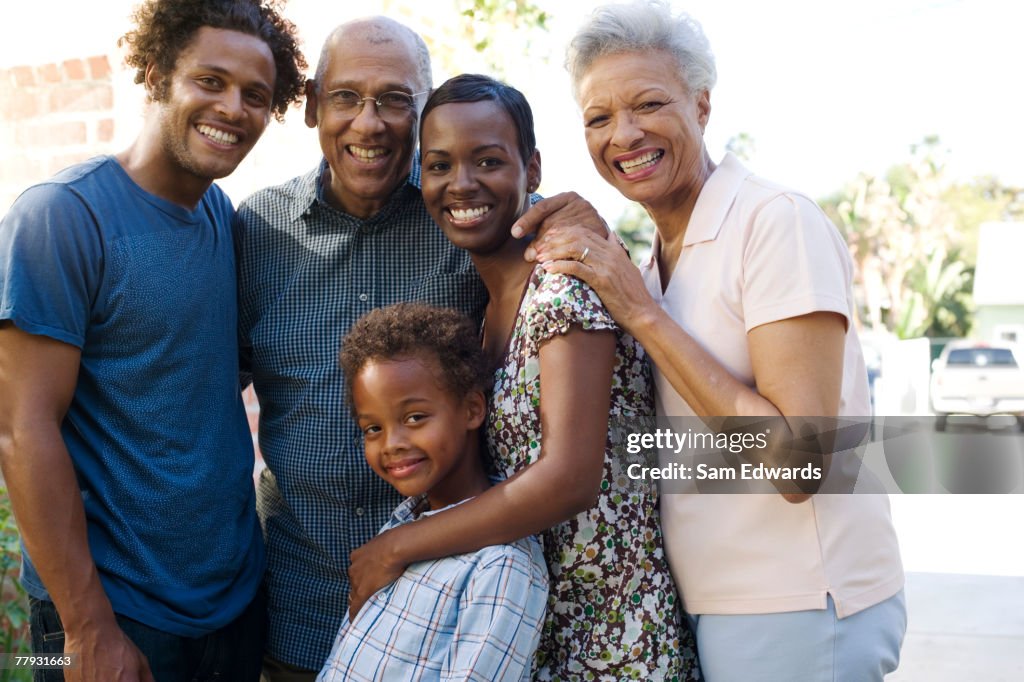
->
[348,322,615,614]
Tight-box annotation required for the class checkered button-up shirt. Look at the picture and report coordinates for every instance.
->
[317,495,548,682]
[237,160,488,668]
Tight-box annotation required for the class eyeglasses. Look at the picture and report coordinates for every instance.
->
[322,89,428,122]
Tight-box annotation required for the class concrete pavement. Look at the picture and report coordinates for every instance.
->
[890,572,1024,681]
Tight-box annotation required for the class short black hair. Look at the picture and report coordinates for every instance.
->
[120,0,307,121]
[340,304,489,409]
[420,74,536,165]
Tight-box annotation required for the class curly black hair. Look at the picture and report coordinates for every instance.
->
[340,304,490,410]
[119,0,307,121]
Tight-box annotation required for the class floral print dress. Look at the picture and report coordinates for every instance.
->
[487,266,699,681]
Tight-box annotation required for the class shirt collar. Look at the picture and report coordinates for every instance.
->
[288,154,424,226]
[389,471,495,525]
[282,159,320,223]
[390,493,476,525]
[640,151,752,270]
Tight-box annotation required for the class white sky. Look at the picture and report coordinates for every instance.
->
[3,0,1022,219]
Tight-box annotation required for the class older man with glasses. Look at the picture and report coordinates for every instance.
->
[239,15,610,678]
[236,17,482,681]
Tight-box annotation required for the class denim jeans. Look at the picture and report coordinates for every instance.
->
[29,588,266,682]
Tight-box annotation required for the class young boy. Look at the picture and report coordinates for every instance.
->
[319,303,548,681]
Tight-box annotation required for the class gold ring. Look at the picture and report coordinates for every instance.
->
[579,246,590,263]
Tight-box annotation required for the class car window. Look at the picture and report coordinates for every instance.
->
[946,348,1018,367]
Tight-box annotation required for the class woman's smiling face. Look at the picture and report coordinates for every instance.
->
[420,100,540,255]
[578,50,710,211]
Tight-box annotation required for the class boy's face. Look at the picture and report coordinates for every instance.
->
[352,356,485,510]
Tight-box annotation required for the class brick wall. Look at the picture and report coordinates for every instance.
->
[1,56,119,211]
[244,386,265,477]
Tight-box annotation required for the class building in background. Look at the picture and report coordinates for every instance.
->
[973,222,1024,345]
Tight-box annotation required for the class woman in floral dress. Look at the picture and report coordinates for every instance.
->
[346,74,699,681]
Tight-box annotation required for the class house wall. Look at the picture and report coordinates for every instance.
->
[975,306,1024,345]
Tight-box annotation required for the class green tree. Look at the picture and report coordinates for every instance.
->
[725,131,757,163]
[1,487,31,677]
[820,137,1018,339]
[613,202,654,265]
[396,0,553,80]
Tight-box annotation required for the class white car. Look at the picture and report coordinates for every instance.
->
[929,341,1024,431]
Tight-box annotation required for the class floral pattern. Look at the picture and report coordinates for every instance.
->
[487,267,700,681]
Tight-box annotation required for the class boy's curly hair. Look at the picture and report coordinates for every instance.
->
[119,0,307,121]
[340,304,490,409]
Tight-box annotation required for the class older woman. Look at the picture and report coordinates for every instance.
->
[528,1,907,680]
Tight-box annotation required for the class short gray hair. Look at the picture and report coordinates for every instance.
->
[313,17,432,93]
[566,0,716,102]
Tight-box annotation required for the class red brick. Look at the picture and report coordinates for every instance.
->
[243,386,260,406]
[0,156,44,184]
[62,59,88,81]
[48,153,92,175]
[38,63,61,83]
[11,66,35,87]
[97,118,115,142]
[47,84,114,113]
[87,56,112,80]
[16,121,88,147]
[0,90,40,120]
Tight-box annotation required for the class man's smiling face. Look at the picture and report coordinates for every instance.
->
[306,27,425,219]
[153,26,275,185]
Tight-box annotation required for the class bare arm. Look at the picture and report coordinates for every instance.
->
[347,326,616,617]
[628,304,844,418]
[535,227,847,502]
[0,322,152,682]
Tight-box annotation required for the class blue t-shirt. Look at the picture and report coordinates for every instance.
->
[0,156,264,637]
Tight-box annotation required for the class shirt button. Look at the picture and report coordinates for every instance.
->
[358,293,368,302]
[355,507,365,517]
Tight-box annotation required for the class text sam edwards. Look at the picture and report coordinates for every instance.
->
[627,462,823,481]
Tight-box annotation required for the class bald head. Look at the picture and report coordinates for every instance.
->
[313,17,432,94]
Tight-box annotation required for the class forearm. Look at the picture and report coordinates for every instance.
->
[629,307,832,501]
[386,456,594,567]
[0,422,115,632]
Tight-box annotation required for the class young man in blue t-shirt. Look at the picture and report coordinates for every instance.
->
[0,1,305,679]
[320,304,548,681]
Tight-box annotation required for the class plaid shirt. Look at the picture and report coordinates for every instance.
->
[237,160,488,668]
[317,495,548,682]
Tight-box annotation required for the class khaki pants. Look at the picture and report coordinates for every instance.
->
[261,654,318,682]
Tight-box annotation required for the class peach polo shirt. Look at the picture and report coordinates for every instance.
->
[641,153,904,618]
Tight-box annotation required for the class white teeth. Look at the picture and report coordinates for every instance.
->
[197,125,238,145]
[348,146,387,160]
[449,206,490,221]
[619,150,663,173]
